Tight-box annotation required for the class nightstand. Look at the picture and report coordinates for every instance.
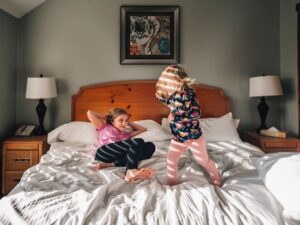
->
[1,135,49,194]
[241,131,300,153]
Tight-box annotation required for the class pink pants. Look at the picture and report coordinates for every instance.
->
[167,136,221,185]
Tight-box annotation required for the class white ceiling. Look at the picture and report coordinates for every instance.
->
[0,0,46,18]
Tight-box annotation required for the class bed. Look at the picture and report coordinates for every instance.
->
[0,80,299,225]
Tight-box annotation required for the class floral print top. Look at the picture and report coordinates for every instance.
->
[157,88,202,143]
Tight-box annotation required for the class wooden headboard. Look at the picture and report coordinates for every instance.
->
[72,80,230,123]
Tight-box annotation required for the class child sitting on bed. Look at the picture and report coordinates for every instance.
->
[155,65,222,186]
[87,108,156,182]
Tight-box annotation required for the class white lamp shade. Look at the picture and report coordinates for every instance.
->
[26,77,57,99]
[249,75,283,97]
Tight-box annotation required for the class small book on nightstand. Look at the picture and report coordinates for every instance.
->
[260,127,287,138]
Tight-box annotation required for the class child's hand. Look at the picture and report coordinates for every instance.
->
[168,113,174,122]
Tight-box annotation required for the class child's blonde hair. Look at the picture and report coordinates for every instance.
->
[106,108,129,124]
[156,65,195,99]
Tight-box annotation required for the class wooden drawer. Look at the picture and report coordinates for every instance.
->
[6,143,39,150]
[264,141,298,149]
[2,135,48,195]
[242,132,300,154]
[264,148,297,153]
[6,150,39,171]
[4,171,23,193]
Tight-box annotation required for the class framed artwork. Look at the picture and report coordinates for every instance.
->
[120,6,180,65]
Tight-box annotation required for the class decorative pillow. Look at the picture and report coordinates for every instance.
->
[256,153,300,220]
[133,120,171,142]
[161,112,241,142]
[47,121,98,145]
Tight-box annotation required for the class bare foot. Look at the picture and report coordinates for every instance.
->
[211,179,222,187]
[125,167,155,183]
[96,162,114,170]
[208,176,222,187]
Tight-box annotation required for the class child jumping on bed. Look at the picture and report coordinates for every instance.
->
[87,108,156,182]
[156,65,222,186]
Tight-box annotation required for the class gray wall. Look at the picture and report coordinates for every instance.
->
[0,9,17,193]
[16,0,281,132]
[280,0,299,136]
[0,9,17,140]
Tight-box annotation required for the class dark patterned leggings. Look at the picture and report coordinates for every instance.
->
[95,138,155,170]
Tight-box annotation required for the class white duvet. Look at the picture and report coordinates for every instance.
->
[0,140,291,225]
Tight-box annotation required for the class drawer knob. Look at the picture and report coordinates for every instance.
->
[14,158,30,162]
[13,178,21,182]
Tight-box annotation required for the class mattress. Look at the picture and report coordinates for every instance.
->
[0,140,288,225]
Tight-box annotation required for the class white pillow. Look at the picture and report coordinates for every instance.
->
[256,153,300,220]
[161,112,241,142]
[134,120,161,130]
[233,118,240,129]
[199,112,241,142]
[133,120,171,142]
[48,121,98,145]
[161,117,171,134]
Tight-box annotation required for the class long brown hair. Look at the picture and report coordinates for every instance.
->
[156,65,195,99]
[106,108,129,124]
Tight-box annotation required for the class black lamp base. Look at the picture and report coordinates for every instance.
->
[256,97,269,134]
[36,99,47,136]
[36,127,47,136]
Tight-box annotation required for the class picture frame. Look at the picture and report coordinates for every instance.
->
[120,6,180,65]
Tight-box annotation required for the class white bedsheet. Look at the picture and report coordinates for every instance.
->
[0,140,290,225]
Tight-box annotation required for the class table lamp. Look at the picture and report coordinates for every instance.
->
[249,74,283,133]
[25,74,57,135]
